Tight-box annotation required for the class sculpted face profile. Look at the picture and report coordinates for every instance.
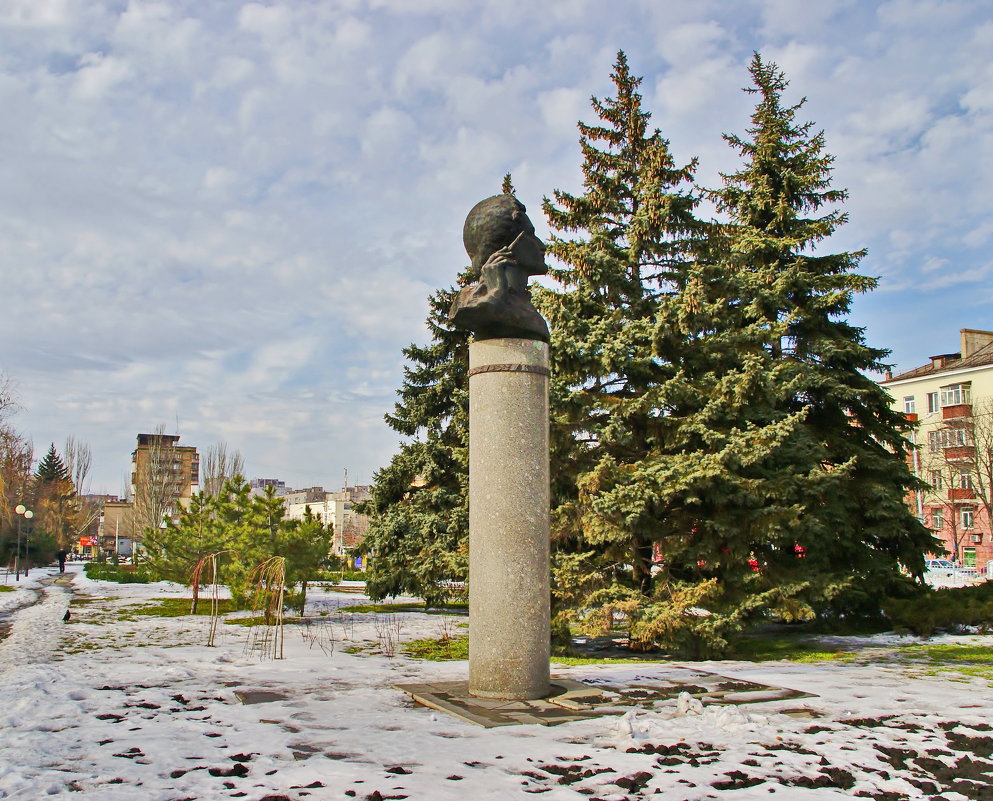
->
[448,194,550,342]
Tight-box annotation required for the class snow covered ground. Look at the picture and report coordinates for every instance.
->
[1,564,992,800]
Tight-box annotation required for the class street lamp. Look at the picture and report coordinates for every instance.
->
[14,504,33,581]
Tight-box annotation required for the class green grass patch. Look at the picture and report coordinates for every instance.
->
[552,655,665,666]
[127,598,243,618]
[728,635,856,663]
[310,569,369,583]
[83,563,153,583]
[337,602,467,615]
[223,614,306,627]
[918,644,993,664]
[0,585,15,592]
[402,635,469,661]
[893,642,993,682]
[66,596,104,606]
[336,602,414,613]
[396,631,860,664]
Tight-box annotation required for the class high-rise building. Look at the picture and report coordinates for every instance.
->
[130,433,200,536]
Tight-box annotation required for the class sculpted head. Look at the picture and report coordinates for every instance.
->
[462,195,547,277]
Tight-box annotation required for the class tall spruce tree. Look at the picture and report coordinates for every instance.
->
[534,52,731,647]
[706,53,936,614]
[537,52,900,657]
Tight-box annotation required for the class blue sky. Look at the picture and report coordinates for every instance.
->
[1,0,992,493]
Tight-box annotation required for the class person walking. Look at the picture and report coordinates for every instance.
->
[56,549,68,574]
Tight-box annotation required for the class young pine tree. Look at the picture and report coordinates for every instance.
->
[708,53,936,615]
[143,491,227,584]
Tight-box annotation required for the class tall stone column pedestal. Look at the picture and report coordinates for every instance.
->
[468,337,550,700]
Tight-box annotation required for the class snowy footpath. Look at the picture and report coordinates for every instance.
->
[1,565,992,800]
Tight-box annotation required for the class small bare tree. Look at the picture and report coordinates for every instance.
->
[200,441,245,498]
[968,398,993,545]
[63,436,93,497]
[132,424,181,536]
[61,436,103,541]
[0,378,31,534]
[921,406,991,563]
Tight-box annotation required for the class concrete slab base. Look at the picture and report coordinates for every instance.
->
[395,679,607,727]
[396,668,815,728]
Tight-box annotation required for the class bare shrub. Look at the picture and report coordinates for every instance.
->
[374,612,403,658]
[244,557,286,660]
[300,617,336,656]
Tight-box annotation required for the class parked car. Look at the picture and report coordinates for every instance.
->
[924,558,983,584]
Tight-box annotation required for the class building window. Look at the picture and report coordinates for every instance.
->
[962,508,975,529]
[929,471,943,490]
[931,508,944,529]
[940,383,972,406]
[947,428,970,447]
[958,471,973,490]
[903,396,916,414]
[931,428,971,449]
[963,547,977,567]
[927,392,939,413]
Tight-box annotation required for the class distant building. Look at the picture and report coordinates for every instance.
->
[880,329,993,569]
[282,484,371,557]
[130,433,200,537]
[250,478,287,494]
[76,493,118,554]
[282,486,328,505]
[99,499,136,556]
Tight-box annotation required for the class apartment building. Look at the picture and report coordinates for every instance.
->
[280,483,371,557]
[130,433,200,537]
[98,499,136,556]
[880,329,993,568]
[250,478,287,493]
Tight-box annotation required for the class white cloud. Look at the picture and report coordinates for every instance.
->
[0,0,74,27]
[237,3,293,39]
[3,0,993,489]
[73,52,132,98]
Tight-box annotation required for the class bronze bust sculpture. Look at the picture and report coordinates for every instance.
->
[449,194,550,342]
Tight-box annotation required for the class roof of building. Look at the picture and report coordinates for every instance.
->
[886,338,993,383]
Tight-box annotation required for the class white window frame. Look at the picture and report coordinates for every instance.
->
[931,428,971,449]
[932,508,945,529]
[929,471,943,490]
[927,392,940,413]
[903,396,916,414]
[962,508,975,529]
[940,383,972,407]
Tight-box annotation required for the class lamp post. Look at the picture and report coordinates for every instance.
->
[14,504,33,581]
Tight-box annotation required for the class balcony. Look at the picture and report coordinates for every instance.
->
[943,404,972,420]
[904,412,918,422]
[948,488,976,501]
[944,445,975,461]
